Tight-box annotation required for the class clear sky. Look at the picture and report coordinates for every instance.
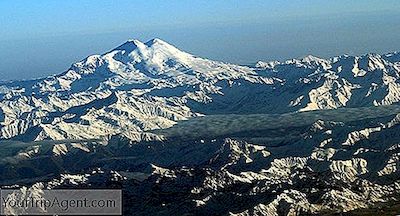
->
[0,0,400,80]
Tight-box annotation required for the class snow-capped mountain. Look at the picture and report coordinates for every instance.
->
[0,38,400,142]
[1,38,400,215]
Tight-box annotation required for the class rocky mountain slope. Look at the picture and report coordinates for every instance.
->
[3,107,400,215]
[1,39,400,215]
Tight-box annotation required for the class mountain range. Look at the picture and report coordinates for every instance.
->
[0,38,400,142]
[1,39,400,215]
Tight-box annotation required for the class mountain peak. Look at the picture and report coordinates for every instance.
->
[114,39,146,53]
[111,38,187,58]
[301,54,326,63]
[144,38,181,52]
[145,38,168,46]
[143,38,193,60]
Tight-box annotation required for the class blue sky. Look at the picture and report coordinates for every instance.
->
[0,0,400,80]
